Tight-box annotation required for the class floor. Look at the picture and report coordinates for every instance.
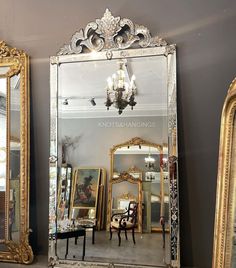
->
[0,231,169,267]
[0,255,48,268]
[56,231,169,267]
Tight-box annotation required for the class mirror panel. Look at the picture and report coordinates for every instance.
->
[0,76,7,250]
[9,74,21,243]
[0,41,33,264]
[49,9,179,268]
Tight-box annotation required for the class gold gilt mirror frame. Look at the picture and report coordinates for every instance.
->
[107,171,143,232]
[107,137,163,233]
[0,41,33,264]
[213,78,236,268]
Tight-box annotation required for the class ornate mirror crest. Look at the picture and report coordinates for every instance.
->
[58,9,169,55]
[0,41,33,264]
[212,77,236,268]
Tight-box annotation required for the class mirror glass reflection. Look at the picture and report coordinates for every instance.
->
[9,74,21,243]
[50,50,176,267]
[0,77,7,250]
[0,72,21,251]
[113,145,169,231]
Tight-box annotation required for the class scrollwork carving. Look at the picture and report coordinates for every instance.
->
[5,230,33,264]
[0,41,25,58]
[58,9,167,55]
[110,137,162,154]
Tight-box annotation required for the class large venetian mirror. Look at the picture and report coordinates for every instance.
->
[49,9,179,268]
[0,41,33,264]
[212,78,236,268]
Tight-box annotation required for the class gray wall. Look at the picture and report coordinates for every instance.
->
[1,1,236,267]
[59,116,166,173]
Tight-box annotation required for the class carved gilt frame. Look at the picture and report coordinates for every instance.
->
[107,172,142,232]
[212,77,236,268]
[49,9,179,267]
[0,41,33,264]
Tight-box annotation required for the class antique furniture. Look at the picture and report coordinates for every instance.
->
[0,41,33,264]
[107,170,142,233]
[49,9,179,268]
[56,227,86,260]
[57,164,72,220]
[110,201,138,246]
[76,219,96,244]
[212,77,236,268]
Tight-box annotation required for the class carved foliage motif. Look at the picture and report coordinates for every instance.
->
[110,137,162,154]
[5,231,33,264]
[58,9,167,55]
[0,41,25,58]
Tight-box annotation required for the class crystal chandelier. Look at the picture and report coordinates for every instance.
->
[145,147,156,170]
[105,59,137,115]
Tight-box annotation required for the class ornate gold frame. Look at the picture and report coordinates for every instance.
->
[107,171,142,232]
[108,137,163,233]
[212,77,236,268]
[0,41,33,264]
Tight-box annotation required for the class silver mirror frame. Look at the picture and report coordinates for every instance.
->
[49,9,179,268]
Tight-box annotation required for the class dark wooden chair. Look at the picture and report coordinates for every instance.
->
[110,201,138,246]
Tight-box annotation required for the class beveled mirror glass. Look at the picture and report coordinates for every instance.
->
[0,41,33,264]
[49,9,179,268]
[212,77,236,268]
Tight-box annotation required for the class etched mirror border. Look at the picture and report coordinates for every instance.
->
[49,9,179,268]
[212,78,236,268]
[0,41,33,264]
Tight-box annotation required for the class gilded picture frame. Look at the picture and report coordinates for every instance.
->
[71,167,101,219]
[212,77,236,268]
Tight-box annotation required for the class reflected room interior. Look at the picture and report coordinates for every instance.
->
[49,53,175,267]
[0,72,21,251]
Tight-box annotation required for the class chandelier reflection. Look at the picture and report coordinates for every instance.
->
[105,59,137,115]
[145,147,156,170]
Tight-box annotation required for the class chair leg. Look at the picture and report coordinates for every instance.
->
[132,228,136,244]
[118,229,121,246]
[125,229,128,240]
[162,221,165,249]
[110,226,113,240]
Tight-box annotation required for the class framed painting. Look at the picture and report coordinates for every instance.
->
[71,168,101,210]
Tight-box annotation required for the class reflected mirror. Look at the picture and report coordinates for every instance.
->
[0,41,33,264]
[49,9,179,268]
[112,143,169,232]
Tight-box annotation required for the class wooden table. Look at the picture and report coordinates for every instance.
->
[56,228,86,260]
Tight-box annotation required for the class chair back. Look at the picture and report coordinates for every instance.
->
[127,201,138,225]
